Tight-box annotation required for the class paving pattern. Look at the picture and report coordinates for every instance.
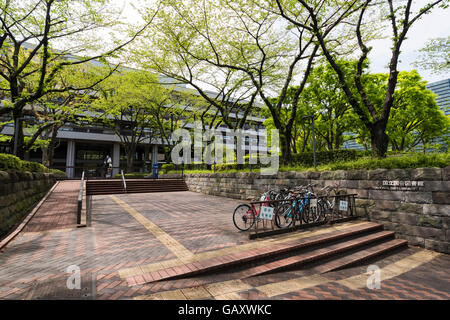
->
[0,181,449,300]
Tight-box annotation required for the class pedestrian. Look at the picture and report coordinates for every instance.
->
[104,154,112,178]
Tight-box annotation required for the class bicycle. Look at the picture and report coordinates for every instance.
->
[233,191,275,231]
[317,185,345,219]
[275,184,323,228]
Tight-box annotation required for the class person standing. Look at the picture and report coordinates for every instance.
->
[104,154,112,178]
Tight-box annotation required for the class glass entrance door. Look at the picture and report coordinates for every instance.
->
[75,143,113,177]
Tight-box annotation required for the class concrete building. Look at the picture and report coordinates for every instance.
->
[0,80,268,178]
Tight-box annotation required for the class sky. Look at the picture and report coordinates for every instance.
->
[367,0,450,83]
[114,0,450,84]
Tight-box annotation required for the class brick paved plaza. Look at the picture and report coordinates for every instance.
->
[0,181,449,300]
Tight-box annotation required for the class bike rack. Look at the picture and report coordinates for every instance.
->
[248,194,358,240]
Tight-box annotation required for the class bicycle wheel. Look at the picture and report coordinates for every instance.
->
[309,202,321,223]
[233,204,256,231]
[317,200,329,222]
[275,203,294,228]
[301,203,310,223]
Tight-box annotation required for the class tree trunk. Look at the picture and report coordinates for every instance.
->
[42,146,50,167]
[11,114,25,159]
[280,131,292,166]
[370,121,389,158]
[47,129,58,167]
[126,146,136,173]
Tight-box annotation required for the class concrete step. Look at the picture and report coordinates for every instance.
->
[132,222,386,284]
[86,179,188,195]
[235,230,396,278]
[311,238,408,274]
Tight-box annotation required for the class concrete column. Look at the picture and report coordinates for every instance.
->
[66,140,75,178]
[112,143,120,176]
[151,144,158,167]
[144,145,150,172]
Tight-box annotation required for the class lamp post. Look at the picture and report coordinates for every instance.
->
[303,115,316,169]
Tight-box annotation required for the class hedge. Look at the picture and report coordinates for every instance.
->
[113,173,150,179]
[325,152,450,170]
[0,153,66,176]
[290,149,359,166]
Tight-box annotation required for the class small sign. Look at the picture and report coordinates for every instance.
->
[310,199,317,209]
[260,206,274,220]
[339,200,348,211]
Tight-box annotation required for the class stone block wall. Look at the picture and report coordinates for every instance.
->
[0,171,59,238]
[182,167,450,253]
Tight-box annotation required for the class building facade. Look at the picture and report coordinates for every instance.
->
[0,84,268,178]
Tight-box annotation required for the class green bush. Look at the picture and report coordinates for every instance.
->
[291,149,359,166]
[21,160,47,173]
[161,163,174,173]
[0,153,23,170]
[48,168,66,176]
[325,153,449,170]
[0,153,67,177]
[113,173,150,179]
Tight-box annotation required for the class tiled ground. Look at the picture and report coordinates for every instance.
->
[0,182,449,300]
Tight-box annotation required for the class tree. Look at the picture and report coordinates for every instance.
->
[132,0,365,164]
[387,70,449,152]
[149,89,201,164]
[414,35,450,75]
[92,70,181,172]
[277,0,449,157]
[298,61,360,151]
[343,70,449,152]
[0,0,157,159]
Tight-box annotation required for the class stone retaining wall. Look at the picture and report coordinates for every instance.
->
[0,171,59,238]
[180,167,450,253]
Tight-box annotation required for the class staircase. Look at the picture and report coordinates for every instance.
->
[86,179,188,195]
[130,222,408,285]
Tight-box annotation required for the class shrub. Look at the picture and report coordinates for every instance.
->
[0,153,23,170]
[0,153,67,177]
[326,153,449,170]
[291,149,359,166]
[161,163,174,173]
[48,168,66,177]
[21,160,47,173]
[113,173,150,179]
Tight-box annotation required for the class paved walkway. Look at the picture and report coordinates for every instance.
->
[0,184,449,300]
[23,180,80,233]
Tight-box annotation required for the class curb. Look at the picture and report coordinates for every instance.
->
[0,180,60,252]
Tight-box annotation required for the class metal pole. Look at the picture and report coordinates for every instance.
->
[312,116,316,169]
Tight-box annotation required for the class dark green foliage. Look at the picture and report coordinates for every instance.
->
[291,149,359,166]
[0,153,66,176]
[0,154,23,171]
[327,153,449,170]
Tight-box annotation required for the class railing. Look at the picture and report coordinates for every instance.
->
[121,170,127,193]
[77,170,85,224]
[248,193,357,239]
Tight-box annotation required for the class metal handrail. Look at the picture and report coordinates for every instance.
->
[121,170,127,193]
